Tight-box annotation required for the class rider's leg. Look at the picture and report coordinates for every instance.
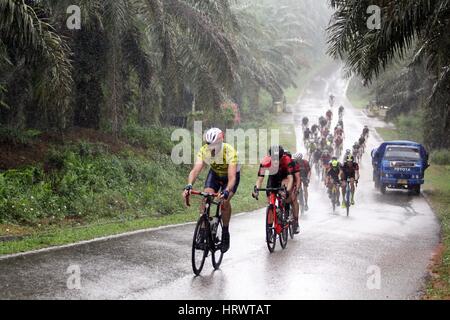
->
[292,189,299,222]
[341,180,347,207]
[303,180,309,209]
[221,192,234,227]
[202,187,217,216]
[350,177,356,204]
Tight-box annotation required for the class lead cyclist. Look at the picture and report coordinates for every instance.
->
[182,128,239,253]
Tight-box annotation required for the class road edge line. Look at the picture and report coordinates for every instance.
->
[0,208,263,261]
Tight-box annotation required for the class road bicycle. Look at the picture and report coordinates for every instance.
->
[343,178,357,216]
[254,187,289,253]
[329,181,341,212]
[315,160,322,181]
[188,190,225,276]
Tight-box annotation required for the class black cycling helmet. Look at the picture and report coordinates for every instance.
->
[269,145,284,160]
[284,149,292,158]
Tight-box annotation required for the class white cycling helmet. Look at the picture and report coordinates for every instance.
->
[293,152,303,160]
[205,128,223,145]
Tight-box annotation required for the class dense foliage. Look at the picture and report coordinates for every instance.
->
[0,0,328,135]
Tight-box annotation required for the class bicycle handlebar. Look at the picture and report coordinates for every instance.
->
[185,190,221,207]
[255,187,286,192]
[253,187,287,201]
[190,190,220,197]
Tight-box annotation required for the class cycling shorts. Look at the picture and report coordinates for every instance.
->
[205,169,240,194]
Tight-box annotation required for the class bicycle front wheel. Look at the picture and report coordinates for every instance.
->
[211,218,224,270]
[279,208,289,248]
[192,216,208,276]
[266,206,276,253]
[346,185,351,217]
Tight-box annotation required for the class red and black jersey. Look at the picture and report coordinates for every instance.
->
[341,161,359,175]
[258,154,295,182]
[294,159,310,176]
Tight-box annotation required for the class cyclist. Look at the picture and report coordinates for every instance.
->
[183,128,239,253]
[319,137,328,150]
[326,157,341,204]
[334,125,344,137]
[302,117,309,129]
[319,116,328,128]
[338,105,344,119]
[334,134,344,154]
[321,126,330,139]
[343,149,351,162]
[358,135,366,154]
[363,125,369,139]
[329,94,335,107]
[308,141,317,161]
[311,123,319,136]
[326,109,333,123]
[312,147,322,169]
[352,143,360,159]
[337,120,344,130]
[341,154,360,207]
[327,134,334,145]
[320,150,332,182]
[252,145,296,230]
[293,153,311,211]
[304,127,312,143]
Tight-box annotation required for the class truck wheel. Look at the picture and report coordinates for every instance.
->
[380,184,386,194]
[374,174,380,188]
[413,185,421,195]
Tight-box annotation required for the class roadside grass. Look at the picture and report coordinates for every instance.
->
[346,76,375,109]
[375,126,450,299]
[374,127,400,141]
[424,165,450,299]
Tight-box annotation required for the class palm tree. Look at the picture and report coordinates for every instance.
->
[0,0,73,130]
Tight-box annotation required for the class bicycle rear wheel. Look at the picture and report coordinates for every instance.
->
[211,218,224,270]
[279,210,289,249]
[346,185,351,217]
[332,189,336,212]
[280,221,289,249]
[192,216,208,276]
[266,206,276,253]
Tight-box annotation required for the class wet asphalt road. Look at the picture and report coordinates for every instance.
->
[0,66,441,300]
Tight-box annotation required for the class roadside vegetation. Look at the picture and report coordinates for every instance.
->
[375,125,450,299]
[346,77,374,110]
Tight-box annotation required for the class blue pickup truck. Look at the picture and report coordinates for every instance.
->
[371,141,429,194]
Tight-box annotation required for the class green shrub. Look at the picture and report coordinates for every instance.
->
[0,127,41,145]
[431,149,450,165]
[121,124,174,155]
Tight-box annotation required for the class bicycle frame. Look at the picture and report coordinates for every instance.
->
[257,188,287,235]
[190,191,223,249]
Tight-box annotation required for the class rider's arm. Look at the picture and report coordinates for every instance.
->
[255,176,264,189]
[226,164,237,192]
[187,159,204,186]
[295,172,301,190]
[286,174,294,193]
